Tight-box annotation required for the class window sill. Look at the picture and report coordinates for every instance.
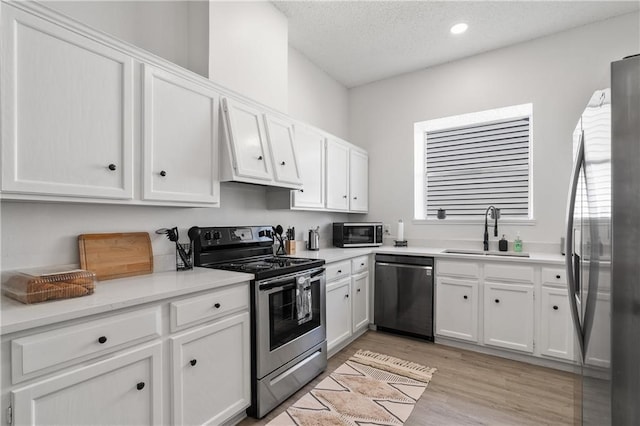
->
[412,218,537,226]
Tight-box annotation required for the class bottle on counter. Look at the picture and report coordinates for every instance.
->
[499,234,508,252]
[514,232,523,252]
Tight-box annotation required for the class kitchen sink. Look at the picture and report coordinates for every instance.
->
[442,249,530,258]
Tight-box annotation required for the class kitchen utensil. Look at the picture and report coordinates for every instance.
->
[78,232,153,280]
[308,227,320,251]
[156,227,192,270]
[273,225,286,255]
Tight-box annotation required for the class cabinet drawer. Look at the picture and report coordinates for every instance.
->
[542,268,567,286]
[170,284,249,331]
[484,264,534,283]
[326,261,351,282]
[11,307,161,384]
[351,256,369,274]
[437,260,479,278]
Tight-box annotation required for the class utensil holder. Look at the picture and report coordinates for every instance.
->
[176,242,193,271]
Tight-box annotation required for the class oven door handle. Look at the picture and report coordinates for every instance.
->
[258,267,325,291]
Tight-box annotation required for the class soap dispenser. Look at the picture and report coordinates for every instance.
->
[499,234,508,252]
[514,232,523,252]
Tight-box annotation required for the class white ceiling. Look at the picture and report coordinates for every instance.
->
[272,1,640,88]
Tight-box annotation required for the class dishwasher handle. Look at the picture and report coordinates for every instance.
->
[376,262,433,272]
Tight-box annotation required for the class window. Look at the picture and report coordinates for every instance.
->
[414,104,533,221]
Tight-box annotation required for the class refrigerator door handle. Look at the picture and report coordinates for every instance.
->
[565,130,585,360]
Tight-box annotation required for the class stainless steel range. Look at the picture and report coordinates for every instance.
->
[188,226,327,418]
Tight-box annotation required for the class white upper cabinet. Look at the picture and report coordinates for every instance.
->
[326,138,350,211]
[142,65,220,205]
[1,6,134,199]
[349,149,369,212]
[291,125,326,209]
[221,97,273,182]
[264,114,302,186]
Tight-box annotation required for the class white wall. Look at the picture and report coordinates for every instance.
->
[349,12,640,251]
[208,1,288,112]
[288,47,349,139]
[48,1,209,77]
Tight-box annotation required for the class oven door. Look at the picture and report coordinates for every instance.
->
[255,268,326,378]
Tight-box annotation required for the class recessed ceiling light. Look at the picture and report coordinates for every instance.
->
[450,23,468,35]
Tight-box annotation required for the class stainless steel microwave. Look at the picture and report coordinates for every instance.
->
[333,222,383,247]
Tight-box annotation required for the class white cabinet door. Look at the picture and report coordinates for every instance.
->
[1,6,133,199]
[291,125,326,209]
[326,277,352,352]
[171,312,250,425]
[264,114,302,186]
[484,282,534,353]
[351,272,369,332]
[326,138,350,211]
[142,65,220,204]
[539,286,575,361]
[435,277,479,342]
[349,149,369,212]
[11,343,162,426]
[222,97,272,181]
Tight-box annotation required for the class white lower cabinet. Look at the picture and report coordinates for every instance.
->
[483,281,534,353]
[326,277,352,351]
[435,277,478,342]
[170,312,250,425]
[539,286,574,361]
[11,343,162,426]
[351,271,369,332]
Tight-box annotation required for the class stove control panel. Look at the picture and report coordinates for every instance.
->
[189,226,274,248]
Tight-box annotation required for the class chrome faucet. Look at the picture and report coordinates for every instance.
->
[483,206,500,251]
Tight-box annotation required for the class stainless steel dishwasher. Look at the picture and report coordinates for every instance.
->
[374,254,434,340]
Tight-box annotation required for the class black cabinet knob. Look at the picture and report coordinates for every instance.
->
[357,288,361,293]
[337,270,342,274]
[353,196,358,200]
[281,161,286,166]
[556,275,561,279]
[136,382,145,391]
[258,156,263,160]
[98,336,107,344]
[463,295,468,300]
[495,299,500,304]
[108,164,117,171]
[190,359,197,366]
[553,305,559,310]
[345,294,349,298]
[343,195,347,198]
[299,189,304,192]
[214,303,221,309]
[160,170,167,177]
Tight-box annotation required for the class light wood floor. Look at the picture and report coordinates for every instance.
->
[239,331,577,425]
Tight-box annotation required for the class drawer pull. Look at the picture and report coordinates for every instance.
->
[98,336,107,344]
[360,263,365,266]
[258,155,263,160]
[553,305,559,310]
[136,382,145,391]
[345,294,349,299]
[463,295,468,300]
[495,299,500,304]
[214,303,221,309]
[160,170,167,177]
[190,359,197,366]
[556,275,561,279]
[337,270,342,274]
[357,288,361,293]
[107,163,117,171]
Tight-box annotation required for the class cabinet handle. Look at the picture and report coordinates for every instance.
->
[345,294,349,298]
[258,156,263,160]
[107,164,117,171]
[495,299,500,304]
[556,275,561,279]
[136,382,145,391]
[190,359,197,366]
[353,196,358,200]
[553,305,559,310]
[463,295,468,300]
[160,170,167,177]
[281,161,286,166]
[357,288,361,293]
[337,270,342,274]
[214,303,221,309]
[98,336,107,344]
[343,195,347,199]
[360,263,365,266]
[299,189,304,192]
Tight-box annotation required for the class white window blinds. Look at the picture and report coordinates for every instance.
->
[425,116,531,218]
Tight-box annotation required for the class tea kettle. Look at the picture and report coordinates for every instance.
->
[308,227,320,251]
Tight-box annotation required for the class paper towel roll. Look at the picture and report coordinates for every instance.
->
[397,220,404,241]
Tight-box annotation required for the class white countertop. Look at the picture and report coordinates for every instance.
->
[292,246,566,265]
[0,267,253,335]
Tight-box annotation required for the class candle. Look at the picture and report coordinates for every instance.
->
[397,220,404,241]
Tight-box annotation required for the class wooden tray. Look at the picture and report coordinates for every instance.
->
[78,233,153,280]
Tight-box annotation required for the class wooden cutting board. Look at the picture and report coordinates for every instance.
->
[78,232,153,280]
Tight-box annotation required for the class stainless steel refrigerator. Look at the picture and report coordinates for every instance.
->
[565,54,640,425]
